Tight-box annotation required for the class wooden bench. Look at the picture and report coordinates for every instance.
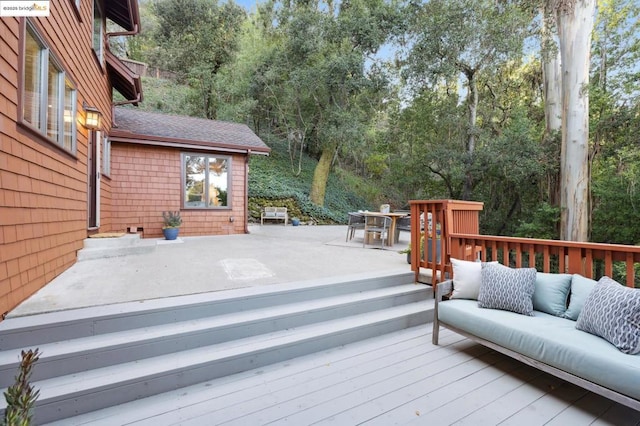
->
[261,207,288,225]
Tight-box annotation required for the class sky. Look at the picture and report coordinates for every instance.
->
[235,0,262,11]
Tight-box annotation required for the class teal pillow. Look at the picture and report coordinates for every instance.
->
[533,273,572,316]
[563,274,597,321]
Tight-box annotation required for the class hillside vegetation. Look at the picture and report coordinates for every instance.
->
[248,134,377,224]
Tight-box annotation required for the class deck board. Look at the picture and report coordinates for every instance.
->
[50,325,639,426]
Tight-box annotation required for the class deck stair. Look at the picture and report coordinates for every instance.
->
[0,270,433,424]
[77,233,157,261]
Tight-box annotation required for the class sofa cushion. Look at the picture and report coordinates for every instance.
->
[478,263,536,315]
[533,273,572,317]
[450,258,482,300]
[438,299,640,400]
[576,276,640,355]
[563,274,597,321]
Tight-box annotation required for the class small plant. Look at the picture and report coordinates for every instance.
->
[3,349,41,426]
[162,211,182,228]
[399,232,425,255]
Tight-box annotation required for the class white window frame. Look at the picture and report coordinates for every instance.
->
[102,135,111,176]
[22,21,77,153]
[182,153,232,209]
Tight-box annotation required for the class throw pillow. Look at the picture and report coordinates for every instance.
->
[478,263,537,316]
[532,273,572,317]
[450,258,482,300]
[575,276,640,355]
[563,274,597,321]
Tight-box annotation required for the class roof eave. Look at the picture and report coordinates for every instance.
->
[109,130,271,155]
[105,0,141,33]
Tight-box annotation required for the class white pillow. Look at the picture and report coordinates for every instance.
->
[450,258,483,300]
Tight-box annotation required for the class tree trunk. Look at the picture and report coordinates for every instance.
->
[557,0,595,242]
[463,70,478,200]
[542,2,562,209]
[542,4,562,135]
[309,144,335,206]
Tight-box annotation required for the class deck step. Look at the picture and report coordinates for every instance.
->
[0,271,432,424]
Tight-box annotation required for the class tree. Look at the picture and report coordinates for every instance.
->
[247,0,401,206]
[150,0,246,119]
[555,0,596,241]
[404,0,532,200]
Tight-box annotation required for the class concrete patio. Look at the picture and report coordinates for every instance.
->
[8,225,412,317]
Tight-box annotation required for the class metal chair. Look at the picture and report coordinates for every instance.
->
[395,215,411,242]
[363,215,391,248]
[346,212,366,242]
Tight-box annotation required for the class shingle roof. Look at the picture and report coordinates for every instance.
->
[110,107,270,154]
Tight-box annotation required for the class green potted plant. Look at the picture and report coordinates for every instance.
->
[162,211,182,240]
[291,217,301,226]
[399,232,439,264]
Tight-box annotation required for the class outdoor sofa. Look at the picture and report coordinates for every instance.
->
[433,259,640,411]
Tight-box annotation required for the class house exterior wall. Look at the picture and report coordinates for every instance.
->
[110,144,247,237]
[0,4,113,316]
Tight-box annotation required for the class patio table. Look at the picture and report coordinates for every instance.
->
[362,211,408,246]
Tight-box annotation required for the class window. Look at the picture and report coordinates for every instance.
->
[102,135,111,175]
[22,22,77,152]
[183,154,230,208]
[93,0,104,64]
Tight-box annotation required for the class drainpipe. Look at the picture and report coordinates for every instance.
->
[245,150,251,234]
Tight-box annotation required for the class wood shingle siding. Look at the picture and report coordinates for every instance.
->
[110,144,248,238]
[0,0,125,315]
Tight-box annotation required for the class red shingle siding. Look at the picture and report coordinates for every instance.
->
[111,144,247,237]
[0,6,114,315]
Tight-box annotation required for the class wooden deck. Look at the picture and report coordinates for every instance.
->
[53,326,640,425]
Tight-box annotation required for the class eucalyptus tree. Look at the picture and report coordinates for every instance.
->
[552,0,596,241]
[250,0,402,206]
[403,0,532,200]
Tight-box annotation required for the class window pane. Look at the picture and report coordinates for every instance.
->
[23,28,43,128]
[102,136,111,175]
[185,155,206,208]
[207,158,228,207]
[63,80,75,151]
[47,61,60,141]
[93,0,103,61]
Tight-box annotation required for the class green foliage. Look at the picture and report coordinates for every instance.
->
[3,349,41,426]
[162,211,183,228]
[513,203,561,240]
[146,0,246,119]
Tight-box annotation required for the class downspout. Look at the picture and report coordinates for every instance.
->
[245,150,251,234]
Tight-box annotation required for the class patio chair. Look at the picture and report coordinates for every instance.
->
[346,212,366,242]
[395,215,411,241]
[363,215,391,248]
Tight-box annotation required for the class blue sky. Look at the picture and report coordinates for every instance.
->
[235,0,262,11]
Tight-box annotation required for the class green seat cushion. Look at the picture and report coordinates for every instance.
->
[438,299,640,400]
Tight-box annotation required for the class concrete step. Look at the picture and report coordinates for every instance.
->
[77,234,157,261]
[0,271,432,424]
